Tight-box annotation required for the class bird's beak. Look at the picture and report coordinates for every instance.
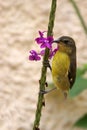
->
[52,39,61,44]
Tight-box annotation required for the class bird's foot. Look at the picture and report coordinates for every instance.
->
[40,87,56,95]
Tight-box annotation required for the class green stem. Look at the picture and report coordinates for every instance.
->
[33,0,57,130]
[69,0,87,35]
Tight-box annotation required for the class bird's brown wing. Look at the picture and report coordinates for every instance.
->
[68,57,76,89]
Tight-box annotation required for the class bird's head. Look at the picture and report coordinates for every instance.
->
[53,36,76,55]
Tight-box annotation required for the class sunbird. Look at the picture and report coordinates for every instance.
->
[52,36,76,97]
[41,36,76,98]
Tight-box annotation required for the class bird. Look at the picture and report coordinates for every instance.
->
[52,36,76,97]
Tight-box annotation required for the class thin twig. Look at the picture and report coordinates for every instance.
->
[69,0,87,35]
[33,0,57,130]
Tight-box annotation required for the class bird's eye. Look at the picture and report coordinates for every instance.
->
[63,39,69,44]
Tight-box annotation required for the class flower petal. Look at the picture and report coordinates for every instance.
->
[39,50,45,56]
[39,31,44,37]
[29,50,41,61]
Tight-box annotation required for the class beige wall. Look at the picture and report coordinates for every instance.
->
[0,0,87,130]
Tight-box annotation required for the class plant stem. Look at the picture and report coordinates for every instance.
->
[69,0,87,35]
[33,0,57,130]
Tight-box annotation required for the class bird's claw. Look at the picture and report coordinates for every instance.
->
[40,90,48,95]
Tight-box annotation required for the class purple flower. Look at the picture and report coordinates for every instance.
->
[29,30,59,62]
[29,50,41,61]
[39,50,45,56]
[35,31,54,49]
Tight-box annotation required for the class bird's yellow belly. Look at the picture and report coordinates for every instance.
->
[52,51,70,91]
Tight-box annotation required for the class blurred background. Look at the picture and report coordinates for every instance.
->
[0,0,87,130]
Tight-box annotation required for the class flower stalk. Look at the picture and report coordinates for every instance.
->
[32,0,57,130]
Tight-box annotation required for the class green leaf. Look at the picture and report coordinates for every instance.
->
[69,77,87,97]
[69,66,87,97]
[77,64,87,77]
[74,114,87,129]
